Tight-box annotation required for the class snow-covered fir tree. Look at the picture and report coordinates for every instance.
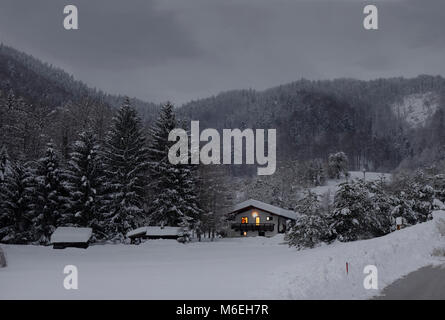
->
[0,160,35,243]
[287,191,330,249]
[389,171,434,225]
[65,131,106,239]
[102,98,149,241]
[329,180,370,242]
[306,158,326,186]
[391,191,417,226]
[147,103,201,231]
[177,162,202,235]
[0,145,10,182]
[287,214,328,249]
[328,152,349,179]
[33,143,70,245]
[295,189,321,215]
[410,183,434,223]
[366,178,393,236]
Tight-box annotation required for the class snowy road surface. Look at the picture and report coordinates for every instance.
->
[0,210,444,299]
[375,264,445,300]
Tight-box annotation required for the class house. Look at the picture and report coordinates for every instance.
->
[227,199,298,237]
[50,227,93,249]
[126,226,182,243]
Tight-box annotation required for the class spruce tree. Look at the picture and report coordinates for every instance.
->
[0,160,35,243]
[102,98,149,241]
[0,145,10,183]
[287,214,328,249]
[329,180,370,242]
[0,146,11,241]
[65,131,106,239]
[147,103,202,231]
[33,143,69,245]
[295,190,321,215]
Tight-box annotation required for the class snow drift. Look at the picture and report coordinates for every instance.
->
[259,210,445,299]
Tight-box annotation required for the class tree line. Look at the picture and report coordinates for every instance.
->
[0,99,231,244]
[286,169,441,249]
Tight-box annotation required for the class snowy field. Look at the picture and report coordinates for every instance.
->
[1,210,444,300]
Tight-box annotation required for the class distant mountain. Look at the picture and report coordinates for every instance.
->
[0,44,160,122]
[179,76,445,172]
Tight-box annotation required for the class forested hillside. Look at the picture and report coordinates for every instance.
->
[180,76,445,172]
[0,44,159,161]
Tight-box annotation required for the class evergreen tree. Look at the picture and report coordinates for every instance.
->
[102,98,149,241]
[65,131,106,239]
[287,214,329,249]
[0,145,10,182]
[391,191,417,226]
[0,160,35,243]
[295,190,320,215]
[147,103,202,230]
[306,159,326,186]
[33,143,69,245]
[329,180,370,242]
[366,178,393,236]
[328,152,349,179]
[197,165,233,239]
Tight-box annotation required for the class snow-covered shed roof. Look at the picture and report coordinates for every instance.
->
[126,226,181,238]
[50,227,93,244]
[231,199,298,220]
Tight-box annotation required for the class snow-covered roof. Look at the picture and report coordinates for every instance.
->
[50,227,93,244]
[231,199,298,220]
[126,226,181,238]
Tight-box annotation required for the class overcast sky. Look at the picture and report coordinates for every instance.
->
[0,0,444,104]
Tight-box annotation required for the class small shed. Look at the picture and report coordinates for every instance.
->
[50,227,93,249]
[126,226,182,243]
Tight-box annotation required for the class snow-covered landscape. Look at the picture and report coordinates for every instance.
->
[2,0,445,304]
[1,210,443,300]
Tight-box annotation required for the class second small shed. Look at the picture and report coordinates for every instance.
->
[126,226,182,243]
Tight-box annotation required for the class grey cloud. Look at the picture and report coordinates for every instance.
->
[0,0,444,104]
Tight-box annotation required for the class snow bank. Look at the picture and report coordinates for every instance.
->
[258,210,445,299]
[50,227,92,244]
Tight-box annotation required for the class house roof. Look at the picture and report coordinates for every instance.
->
[230,199,298,220]
[126,226,182,238]
[50,227,93,244]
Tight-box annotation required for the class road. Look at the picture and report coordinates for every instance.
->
[375,264,445,300]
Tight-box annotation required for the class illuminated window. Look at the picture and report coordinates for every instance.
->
[255,216,260,225]
[241,217,248,224]
[266,216,273,221]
